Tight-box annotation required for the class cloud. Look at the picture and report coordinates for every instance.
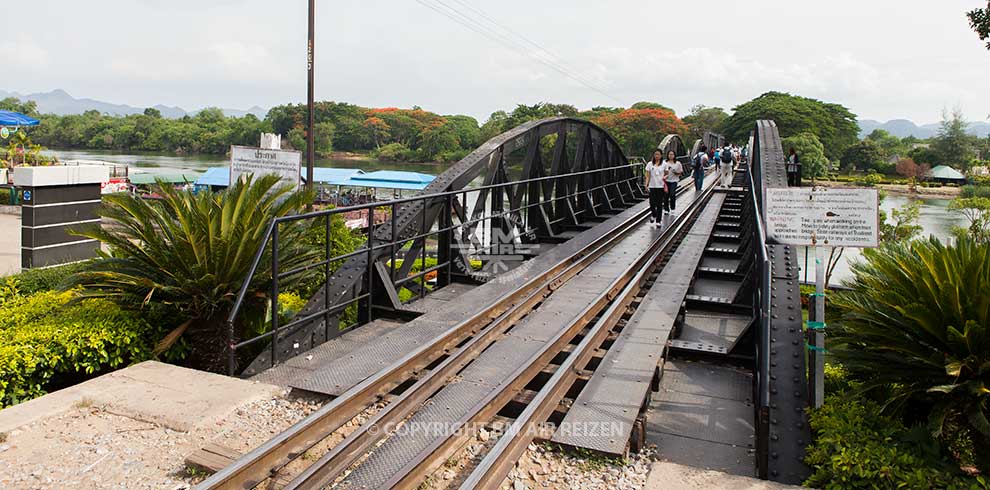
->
[0,37,50,69]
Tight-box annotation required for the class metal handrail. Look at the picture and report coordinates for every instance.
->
[224,163,647,374]
[748,149,773,480]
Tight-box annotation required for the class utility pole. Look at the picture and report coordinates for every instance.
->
[306,0,315,196]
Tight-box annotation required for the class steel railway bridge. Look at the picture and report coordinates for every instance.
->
[196,119,810,490]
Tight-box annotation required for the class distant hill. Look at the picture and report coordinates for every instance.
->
[0,89,267,119]
[858,118,990,139]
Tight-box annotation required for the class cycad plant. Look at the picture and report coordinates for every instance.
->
[69,174,319,370]
[830,237,990,466]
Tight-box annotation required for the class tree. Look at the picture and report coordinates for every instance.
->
[143,107,162,119]
[682,105,728,142]
[781,132,829,179]
[592,108,688,160]
[895,158,930,191]
[841,140,888,172]
[630,101,675,113]
[312,121,335,156]
[880,200,923,242]
[720,92,859,160]
[909,145,942,167]
[0,97,39,117]
[830,237,990,469]
[866,129,907,158]
[932,107,976,170]
[949,197,990,243]
[968,1,990,49]
[68,175,321,371]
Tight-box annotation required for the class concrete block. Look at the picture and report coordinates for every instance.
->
[13,165,110,187]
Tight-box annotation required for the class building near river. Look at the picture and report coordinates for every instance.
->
[929,165,966,185]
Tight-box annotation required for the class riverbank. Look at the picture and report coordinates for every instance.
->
[811,179,962,197]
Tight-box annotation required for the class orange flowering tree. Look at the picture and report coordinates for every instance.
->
[593,108,689,160]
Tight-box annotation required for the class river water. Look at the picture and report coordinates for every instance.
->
[795,195,967,286]
[45,149,452,176]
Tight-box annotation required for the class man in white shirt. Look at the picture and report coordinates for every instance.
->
[720,145,735,188]
[644,150,665,223]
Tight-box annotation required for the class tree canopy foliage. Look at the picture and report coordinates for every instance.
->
[682,105,728,143]
[719,92,859,161]
[968,1,990,49]
[841,140,888,173]
[781,132,828,178]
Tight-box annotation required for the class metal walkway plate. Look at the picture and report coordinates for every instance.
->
[678,312,751,351]
[551,194,727,455]
[647,360,756,476]
[287,200,651,396]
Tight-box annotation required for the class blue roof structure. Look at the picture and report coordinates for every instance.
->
[195,167,230,187]
[306,167,365,185]
[194,166,366,188]
[338,170,436,191]
[0,110,40,127]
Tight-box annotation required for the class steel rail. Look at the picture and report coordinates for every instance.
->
[460,180,716,490]
[195,177,691,490]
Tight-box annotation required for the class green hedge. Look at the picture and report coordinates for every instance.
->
[4,262,86,295]
[0,284,155,407]
[805,394,987,489]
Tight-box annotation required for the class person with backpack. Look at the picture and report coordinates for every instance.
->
[692,145,709,191]
[720,144,734,187]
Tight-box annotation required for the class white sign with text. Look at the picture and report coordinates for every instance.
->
[765,187,880,248]
[230,145,301,188]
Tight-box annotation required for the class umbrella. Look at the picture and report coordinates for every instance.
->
[0,110,40,127]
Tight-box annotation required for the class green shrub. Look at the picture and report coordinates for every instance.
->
[5,262,86,294]
[373,143,418,162]
[806,395,985,489]
[831,237,990,468]
[0,288,155,407]
[857,172,884,187]
[961,185,990,199]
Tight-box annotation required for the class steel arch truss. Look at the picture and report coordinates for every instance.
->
[242,117,649,373]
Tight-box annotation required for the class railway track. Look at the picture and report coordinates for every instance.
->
[195,174,716,490]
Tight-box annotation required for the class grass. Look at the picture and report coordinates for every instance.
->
[539,442,628,471]
[73,397,95,409]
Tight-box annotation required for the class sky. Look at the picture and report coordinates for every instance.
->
[4,0,989,124]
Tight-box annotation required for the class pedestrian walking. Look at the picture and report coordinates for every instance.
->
[692,145,708,191]
[719,145,734,187]
[786,148,801,186]
[660,150,683,215]
[644,150,665,223]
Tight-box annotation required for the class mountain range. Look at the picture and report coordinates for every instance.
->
[858,118,990,139]
[0,89,268,119]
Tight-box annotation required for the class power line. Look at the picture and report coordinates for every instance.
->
[446,0,611,89]
[426,0,619,102]
[413,0,623,104]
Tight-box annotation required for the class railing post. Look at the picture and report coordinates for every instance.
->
[437,194,452,288]
[364,207,374,323]
[270,222,280,370]
[324,214,332,341]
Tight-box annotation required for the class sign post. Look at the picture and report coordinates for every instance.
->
[765,186,880,409]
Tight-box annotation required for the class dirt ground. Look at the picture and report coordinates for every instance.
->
[0,394,321,490]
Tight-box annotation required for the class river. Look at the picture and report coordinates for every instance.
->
[45,149,453,176]
[795,195,967,286]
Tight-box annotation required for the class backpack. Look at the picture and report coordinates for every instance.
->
[693,153,703,170]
